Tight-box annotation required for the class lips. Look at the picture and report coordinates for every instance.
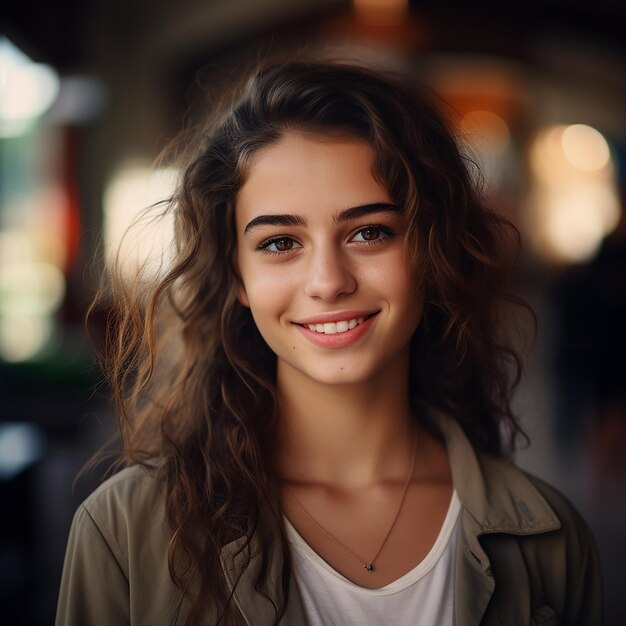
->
[292,312,379,347]
[304,316,366,335]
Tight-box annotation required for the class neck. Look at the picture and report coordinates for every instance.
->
[275,355,417,489]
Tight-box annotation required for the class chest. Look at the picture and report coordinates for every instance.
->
[281,481,454,588]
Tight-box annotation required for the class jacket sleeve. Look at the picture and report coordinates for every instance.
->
[56,504,130,626]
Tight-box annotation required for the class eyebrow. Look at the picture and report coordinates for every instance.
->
[243,202,401,234]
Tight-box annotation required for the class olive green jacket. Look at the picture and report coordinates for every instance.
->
[56,416,603,625]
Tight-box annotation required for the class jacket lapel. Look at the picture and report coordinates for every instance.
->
[454,511,496,626]
[433,414,561,626]
[220,532,307,625]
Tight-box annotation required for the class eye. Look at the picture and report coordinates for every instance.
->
[350,225,394,244]
[355,226,382,241]
[257,236,303,254]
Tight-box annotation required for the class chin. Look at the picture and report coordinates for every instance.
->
[310,372,370,387]
[287,359,383,388]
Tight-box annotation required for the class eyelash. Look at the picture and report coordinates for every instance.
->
[256,225,396,256]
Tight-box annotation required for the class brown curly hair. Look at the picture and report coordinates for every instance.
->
[91,61,530,624]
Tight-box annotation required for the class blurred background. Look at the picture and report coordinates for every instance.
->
[1,0,624,623]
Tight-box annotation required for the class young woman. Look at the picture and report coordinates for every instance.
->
[56,62,602,625]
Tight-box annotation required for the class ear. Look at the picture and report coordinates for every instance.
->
[232,249,250,308]
[237,281,250,308]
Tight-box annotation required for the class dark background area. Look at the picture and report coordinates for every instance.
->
[1,1,625,624]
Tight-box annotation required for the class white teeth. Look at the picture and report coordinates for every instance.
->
[305,317,368,335]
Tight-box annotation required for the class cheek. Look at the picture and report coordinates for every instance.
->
[240,266,297,321]
[381,257,423,325]
[372,253,418,298]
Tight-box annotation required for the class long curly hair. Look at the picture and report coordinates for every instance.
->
[91,61,530,624]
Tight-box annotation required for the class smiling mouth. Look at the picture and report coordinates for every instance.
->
[298,313,377,335]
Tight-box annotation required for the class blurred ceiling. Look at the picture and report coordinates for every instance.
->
[2,0,624,73]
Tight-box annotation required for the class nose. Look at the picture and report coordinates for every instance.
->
[303,246,357,302]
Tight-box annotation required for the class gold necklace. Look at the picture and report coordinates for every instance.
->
[287,429,418,573]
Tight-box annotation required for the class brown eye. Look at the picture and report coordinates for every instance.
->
[259,237,302,253]
[274,238,294,251]
[351,225,394,245]
[360,227,381,241]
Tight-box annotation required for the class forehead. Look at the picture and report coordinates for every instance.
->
[235,132,391,225]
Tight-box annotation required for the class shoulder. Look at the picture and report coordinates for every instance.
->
[74,464,169,569]
[58,465,199,624]
[81,463,166,523]
[435,413,595,544]
[435,414,603,622]
[514,466,602,597]
[470,455,603,624]
[479,452,594,540]
[521,470,595,542]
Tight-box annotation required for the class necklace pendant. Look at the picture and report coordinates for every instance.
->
[365,563,374,572]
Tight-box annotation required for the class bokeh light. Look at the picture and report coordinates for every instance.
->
[0,36,60,137]
[0,36,68,362]
[527,123,619,263]
[103,164,178,280]
[561,124,611,172]
[0,423,45,481]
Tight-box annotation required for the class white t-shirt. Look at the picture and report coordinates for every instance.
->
[285,490,460,626]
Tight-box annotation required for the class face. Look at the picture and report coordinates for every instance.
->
[235,132,422,388]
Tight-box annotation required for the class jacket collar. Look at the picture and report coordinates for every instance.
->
[433,412,561,536]
[220,526,305,625]
[433,412,561,626]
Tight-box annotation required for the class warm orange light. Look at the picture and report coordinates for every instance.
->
[352,0,408,24]
[460,110,511,155]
